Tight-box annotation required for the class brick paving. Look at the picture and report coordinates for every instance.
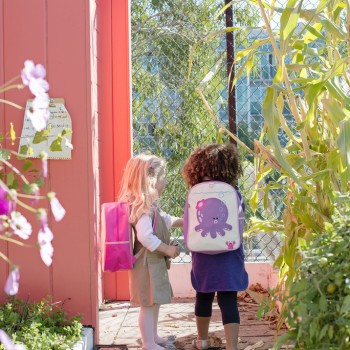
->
[98,295,288,350]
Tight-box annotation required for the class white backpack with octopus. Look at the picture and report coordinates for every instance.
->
[183,181,243,254]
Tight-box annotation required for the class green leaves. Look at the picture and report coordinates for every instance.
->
[280,0,302,53]
[0,149,11,160]
[263,87,307,188]
[0,297,83,350]
[340,295,350,314]
[226,1,350,346]
[50,135,63,152]
[337,120,350,169]
[284,194,350,348]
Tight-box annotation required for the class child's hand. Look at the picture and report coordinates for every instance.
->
[156,242,180,258]
[167,245,180,259]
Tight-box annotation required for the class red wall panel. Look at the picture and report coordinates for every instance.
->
[100,0,132,301]
[0,0,99,328]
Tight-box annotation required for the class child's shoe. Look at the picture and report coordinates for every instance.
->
[192,339,208,350]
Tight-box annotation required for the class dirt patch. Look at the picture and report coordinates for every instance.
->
[173,284,287,350]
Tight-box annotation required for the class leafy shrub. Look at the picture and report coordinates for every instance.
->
[0,297,83,350]
[280,193,350,349]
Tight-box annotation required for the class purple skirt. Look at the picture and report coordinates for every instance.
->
[190,190,248,292]
[191,246,249,292]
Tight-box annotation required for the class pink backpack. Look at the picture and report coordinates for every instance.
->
[101,202,157,272]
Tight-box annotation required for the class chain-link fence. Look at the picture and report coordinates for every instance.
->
[130,0,306,262]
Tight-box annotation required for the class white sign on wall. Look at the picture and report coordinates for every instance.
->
[19,98,73,159]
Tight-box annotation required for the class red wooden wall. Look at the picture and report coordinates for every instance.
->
[0,0,99,329]
[99,0,132,301]
[0,0,132,337]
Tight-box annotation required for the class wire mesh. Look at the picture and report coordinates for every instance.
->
[130,0,317,262]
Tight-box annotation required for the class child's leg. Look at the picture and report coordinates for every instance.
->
[139,305,164,350]
[223,324,240,350]
[153,303,166,344]
[193,292,215,349]
[217,291,240,350]
[195,316,211,341]
[153,304,176,345]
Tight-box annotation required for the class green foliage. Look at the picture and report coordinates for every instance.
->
[212,0,350,327]
[0,297,83,350]
[189,0,350,345]
[276,194,350,350]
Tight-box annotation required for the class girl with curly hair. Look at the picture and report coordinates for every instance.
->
[182,143,249,350]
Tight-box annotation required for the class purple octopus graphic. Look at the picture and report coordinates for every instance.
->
[194,198,232,238]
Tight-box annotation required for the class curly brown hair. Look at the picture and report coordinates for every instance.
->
[182,143,242,188]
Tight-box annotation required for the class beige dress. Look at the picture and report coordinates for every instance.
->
[128,209,173,306]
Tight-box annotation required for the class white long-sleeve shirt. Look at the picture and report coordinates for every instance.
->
[135,210,178,251]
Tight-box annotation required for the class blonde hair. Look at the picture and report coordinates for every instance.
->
[118,153,166,224]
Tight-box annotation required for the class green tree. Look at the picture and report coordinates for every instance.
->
[131,0,260,218]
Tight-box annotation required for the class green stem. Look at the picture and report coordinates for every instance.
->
[17,193,46,200]
[0,235,33,248]
[0,83,25,94]
[0,251,12,265]
[0,99,24,110]
[346,0,350,67]
[195,87,253,154]
[15,198,38,213]
[1,75,21,88]
[1,158,30,185]
[256,0,312,162]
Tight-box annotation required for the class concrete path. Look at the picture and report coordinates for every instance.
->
[98,295,289,350]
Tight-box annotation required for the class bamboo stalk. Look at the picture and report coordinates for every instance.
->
[195,86,253,154]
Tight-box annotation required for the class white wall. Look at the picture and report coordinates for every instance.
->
[169,262,279,297]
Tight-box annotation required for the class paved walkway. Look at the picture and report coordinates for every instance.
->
[98,294,288,350]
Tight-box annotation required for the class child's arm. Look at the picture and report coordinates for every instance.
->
[171,217,183,228]
[135,214,180,258]
[155,242,180,259]
[160,210,183,229]
[135,214,162,252]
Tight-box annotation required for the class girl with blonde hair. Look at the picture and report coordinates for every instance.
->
[118,153,183,350]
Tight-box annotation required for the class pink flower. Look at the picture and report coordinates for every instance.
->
[21,60,50,131]
[21,60,46,86]
[38,209,48,227]
[40,152,48,178]
[30,188,40,206]
[38,226,54,266]
[48,193,66,222]
[0,187,10,215]
[4,268,19,295]
[9,212,32,239]
[0,329,26,350]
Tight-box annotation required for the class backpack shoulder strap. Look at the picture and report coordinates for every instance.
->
[132,207,158,263]
[152,206,158,231]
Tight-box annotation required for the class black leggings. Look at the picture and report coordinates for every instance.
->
[195,291,240,324]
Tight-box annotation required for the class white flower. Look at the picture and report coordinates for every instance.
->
[9,212,32,239]
[38,226,54,266]
[26,93,50,132]
[48,193,66,222]
[29,78,49,96]
[0,329,26,350]
[64,137,73,150]
[40,151,48,177]
[4,268,19,296]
